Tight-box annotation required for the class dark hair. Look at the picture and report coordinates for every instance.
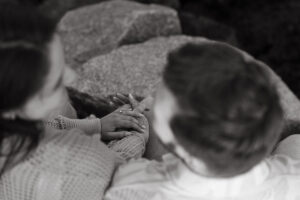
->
[163,42,283,177]
[0,3,56,175]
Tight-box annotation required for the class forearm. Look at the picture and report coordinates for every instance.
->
[46,115,102,136]
[108,133,147,160]
[107,115,149,160]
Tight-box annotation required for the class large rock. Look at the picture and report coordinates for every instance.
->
[58,0,181,68]
[71,35,300,122]
[71,36,199,97]
[38,0,107,20]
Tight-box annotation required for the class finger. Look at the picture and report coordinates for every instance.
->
[103,131,133,140]
[87,114,96,119]
[128,93,139,109]
[121,110,143,118]
[118,104,132,111]
[112,96,127,105]
[107,95,123,108]
[116,93,130,104]
[119,115,141,126]
[108,100,115,106]
[134,104,146,113]
[135,96,154,113]
[119,119,145,133]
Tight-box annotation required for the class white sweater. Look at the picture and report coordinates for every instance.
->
[104,135,300,200]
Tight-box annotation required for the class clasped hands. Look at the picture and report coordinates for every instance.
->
[98,93,149,141]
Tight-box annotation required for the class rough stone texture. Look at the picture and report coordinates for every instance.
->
[38,0,107,20]
[35,0,180,20]
[71,35,300,122]
[58,0,181,69]
[71,36,198,97]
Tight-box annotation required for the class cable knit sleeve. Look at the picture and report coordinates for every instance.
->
[0,129,118,200]
[108,134,146,161]
[107,115,149,161]
[46,115,102,136]
[45,100,149,162]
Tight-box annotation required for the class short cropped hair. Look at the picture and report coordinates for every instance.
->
[163,42,283,177]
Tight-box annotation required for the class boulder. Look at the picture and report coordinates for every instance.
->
[71,36,198,97]
[38,0,107,20]
[71,35,300,122]
[58,0,181,68]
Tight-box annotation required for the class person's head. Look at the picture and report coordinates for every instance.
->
[0,3,72,174]
[152,42,284,177]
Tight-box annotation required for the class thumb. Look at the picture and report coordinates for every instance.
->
[129,93,139,109]
[134,96,154,113]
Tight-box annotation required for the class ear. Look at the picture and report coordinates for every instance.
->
[63,67,77,86]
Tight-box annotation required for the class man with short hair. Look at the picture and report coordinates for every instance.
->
[105,41,300,200]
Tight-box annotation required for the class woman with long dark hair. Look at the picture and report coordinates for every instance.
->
[0,3,149,199]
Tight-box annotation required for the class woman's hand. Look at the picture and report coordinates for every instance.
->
[100,108,146,140]
[104,113,150,142]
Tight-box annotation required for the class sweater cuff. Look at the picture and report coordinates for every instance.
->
[56,115,102,137]
[97,118,102,135]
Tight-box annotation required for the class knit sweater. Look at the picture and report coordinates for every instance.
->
[0,103,149,200]
[105,135,300,200]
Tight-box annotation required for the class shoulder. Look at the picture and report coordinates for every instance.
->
[273,135,300,159]
[105,156,169,200]
[108,154,177,191]
[267,135,300,174]
[1,129,118,200]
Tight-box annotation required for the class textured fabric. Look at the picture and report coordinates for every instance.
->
[46,98,78,120]
[108,134,146,161]
[44,101,149,161]
[0,129,116,200]
[105,135,300,200]
[0,102,149,200]
[46,114,149,161]
[46,115,102,136]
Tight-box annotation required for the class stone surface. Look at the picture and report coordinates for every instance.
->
[39,0,107,20]
[58,0,181,68]
[71,35,300,122]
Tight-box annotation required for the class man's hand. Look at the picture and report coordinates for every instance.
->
[100,109,146,140]
[114,93,153,113]
[107,93,136,109]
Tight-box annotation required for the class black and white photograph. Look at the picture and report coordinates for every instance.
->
[0,0,299,199]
